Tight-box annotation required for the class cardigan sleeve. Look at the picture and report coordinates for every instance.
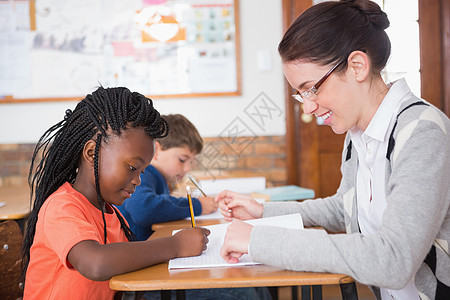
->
[262,196,346,233]
[250,107,450,290]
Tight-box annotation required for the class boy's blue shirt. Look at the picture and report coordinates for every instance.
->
[117,165,202,240]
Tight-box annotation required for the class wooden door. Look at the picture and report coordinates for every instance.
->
[282,0,449,198]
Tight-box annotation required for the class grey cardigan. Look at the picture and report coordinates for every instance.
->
[250,96,450,299]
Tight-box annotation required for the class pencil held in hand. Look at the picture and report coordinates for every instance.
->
[186,186,196,227]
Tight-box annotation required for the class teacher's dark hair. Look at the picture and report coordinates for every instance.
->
[278,0,391,73]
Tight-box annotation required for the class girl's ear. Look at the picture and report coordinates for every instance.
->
[347,50,370,82]
[82,139,97,167]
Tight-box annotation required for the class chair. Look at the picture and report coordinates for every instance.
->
[0,220,24,300]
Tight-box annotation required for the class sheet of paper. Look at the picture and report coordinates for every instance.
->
[199,177,266,195]
[193,209,223,220]
[169,213,304,269]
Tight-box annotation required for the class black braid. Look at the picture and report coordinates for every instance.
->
[112,206,137,242]
[23,86,168,279]
[93,134,108,244]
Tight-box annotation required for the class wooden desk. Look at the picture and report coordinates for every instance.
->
[152,218,228,231]
[0,185,31,231]
[110,223,358,300]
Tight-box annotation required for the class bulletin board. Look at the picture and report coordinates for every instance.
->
[0,0,241,103]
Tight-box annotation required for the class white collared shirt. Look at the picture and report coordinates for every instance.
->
[349,78,420,300]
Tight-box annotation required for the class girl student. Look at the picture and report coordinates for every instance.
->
[215,0,450,299]
[22,87,210,299]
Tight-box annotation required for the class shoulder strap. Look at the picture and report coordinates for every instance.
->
[386,101,429,160]
[345,140,353,162]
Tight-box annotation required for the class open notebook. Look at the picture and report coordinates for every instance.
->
[169,213,304,269]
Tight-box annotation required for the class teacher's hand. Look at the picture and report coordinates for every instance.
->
[220,219,253,263]
[215,190,264,221]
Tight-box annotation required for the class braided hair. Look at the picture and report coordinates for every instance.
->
[22,87,168,277]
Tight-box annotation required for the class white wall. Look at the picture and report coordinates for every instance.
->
[0,0,286,144]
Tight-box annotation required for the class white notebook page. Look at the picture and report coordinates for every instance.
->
[169,213,304,269]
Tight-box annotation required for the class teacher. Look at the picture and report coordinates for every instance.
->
[215,1,450,299]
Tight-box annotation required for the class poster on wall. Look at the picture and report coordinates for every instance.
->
[0,0,240,102]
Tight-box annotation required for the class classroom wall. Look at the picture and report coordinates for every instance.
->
[0,0,288,187]
[0,135,287,187]
[0,0,286,144]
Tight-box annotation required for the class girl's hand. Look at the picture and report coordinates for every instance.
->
[172,227,210,257]
[220,219,253,263]
[199,196,219,215]
[215,190,264,221]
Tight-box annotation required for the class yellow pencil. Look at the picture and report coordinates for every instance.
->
[186,186,196,227]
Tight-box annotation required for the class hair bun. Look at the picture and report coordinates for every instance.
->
[343,0,390,30]
[364,7,390,30]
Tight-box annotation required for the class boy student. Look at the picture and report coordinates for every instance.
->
[118,114,218,240]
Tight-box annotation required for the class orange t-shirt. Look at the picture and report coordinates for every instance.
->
[24,182,128,300]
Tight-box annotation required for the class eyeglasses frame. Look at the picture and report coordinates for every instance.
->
[292,59,345,103]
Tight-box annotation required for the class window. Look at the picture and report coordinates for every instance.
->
[373,0,420,95]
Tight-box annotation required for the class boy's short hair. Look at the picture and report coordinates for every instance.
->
[157,114,203,154]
